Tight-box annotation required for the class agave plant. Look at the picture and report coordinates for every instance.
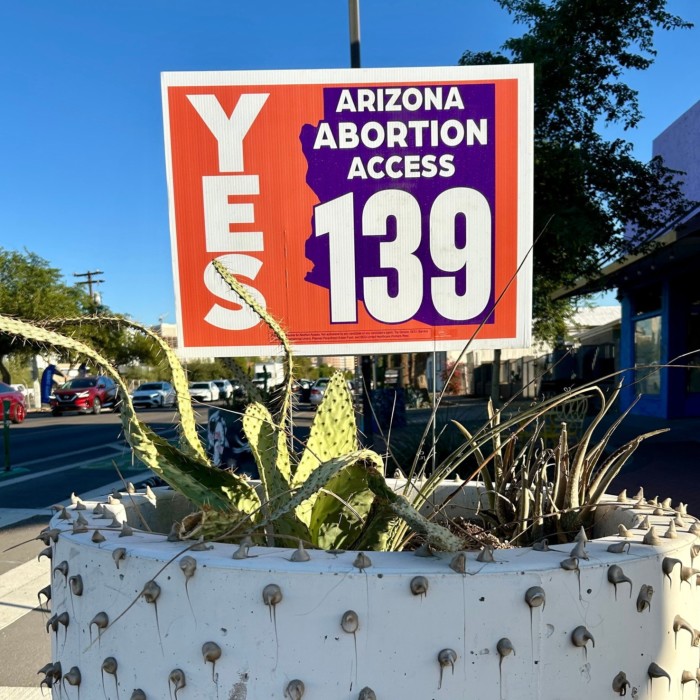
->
[414,384,668,546]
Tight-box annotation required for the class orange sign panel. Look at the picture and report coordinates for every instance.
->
[162,66,533,357]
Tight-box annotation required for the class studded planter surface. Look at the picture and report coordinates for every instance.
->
[45,485,700,699]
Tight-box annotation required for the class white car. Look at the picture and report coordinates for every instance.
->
[212,379,234,400]
[188,381,220,402]
[10,383,33,403]
[131,381,176,409]
[309,377,331,406]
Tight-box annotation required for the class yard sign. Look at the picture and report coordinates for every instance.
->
[162,65,533,357]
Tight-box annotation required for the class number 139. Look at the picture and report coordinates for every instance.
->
[314,187,492,324]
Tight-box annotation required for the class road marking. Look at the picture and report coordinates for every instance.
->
[0,446,126,490]
[0,689,43,699]
[0,509,48,529]
[6,441,125,470]
[0,557,48,630]
[0,471,154,529]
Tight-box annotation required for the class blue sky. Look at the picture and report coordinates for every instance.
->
[1,1,698,325]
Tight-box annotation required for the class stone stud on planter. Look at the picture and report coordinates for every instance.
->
[607,564,632,599]
[410,575,429,597]
[285,678,305,699]
[201,642,221,680]
[636,584,653,612]
[101,657,118,696]
[168,668,186,698]
[112,546,126,568]
[89,612,109,643]
[571,625,595,659]
[607,540,631,554]
[290,541,310,562]
[647,662,671,692]
[438,648,458,689]
[68,574,83,597]
[62,665,81,692]
[611,670,630,695]
[449,552,466,573]
[341,610,359,634]
[353,552,371,570]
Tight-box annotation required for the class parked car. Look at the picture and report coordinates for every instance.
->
[309,377,331,406]
[10,383,33,405]
[212,379,234,400]
[131,381,176,409]
[188,381,220,402]
[50,376,119,415]
[0,382,26,424]
[292,378,313,404]
[310,377,356,407]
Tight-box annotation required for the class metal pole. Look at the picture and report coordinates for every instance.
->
[3,399,10,472]
[431,350,436,475]
[348,0,374,445]
[348,0,361,68]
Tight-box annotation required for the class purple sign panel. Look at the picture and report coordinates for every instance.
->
[301,83,496,326]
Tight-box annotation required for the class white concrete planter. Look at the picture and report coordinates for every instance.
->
[45,484,700,699]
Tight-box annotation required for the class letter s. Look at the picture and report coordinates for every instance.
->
[203,254,266,330]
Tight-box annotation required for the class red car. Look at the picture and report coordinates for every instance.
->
[50,375,119,415]
[0,382,27,424]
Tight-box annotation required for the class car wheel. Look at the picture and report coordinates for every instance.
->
[51,409,61,417]
[11,403,25,424]
[92,397,102,415]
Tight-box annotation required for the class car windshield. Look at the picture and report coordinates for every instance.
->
[62,378,97,389]
[190,383,209,389]
[213,381,225,387]
[138,384,162,391]
[0,382,12,393]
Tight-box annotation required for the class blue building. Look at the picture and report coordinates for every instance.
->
[563,100,700,418]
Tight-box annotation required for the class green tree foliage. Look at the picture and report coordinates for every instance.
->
[0,247,164,382]
[459,0,692,340]
[184,358,233,381]
[0,247,87,382]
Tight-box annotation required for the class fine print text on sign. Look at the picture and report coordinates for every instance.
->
[161,66,533,358]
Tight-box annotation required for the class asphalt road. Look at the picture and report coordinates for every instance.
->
[0,406,181,510]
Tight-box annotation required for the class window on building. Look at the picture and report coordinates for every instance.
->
[633,284,662,316]
[687,300,700,394]
[634,315,662,395]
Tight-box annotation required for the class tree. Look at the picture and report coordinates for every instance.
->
[459,0,692,340]
[0,247,88,383]
[0,248,166,383]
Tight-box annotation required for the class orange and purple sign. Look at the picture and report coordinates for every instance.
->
[162,66,533,357]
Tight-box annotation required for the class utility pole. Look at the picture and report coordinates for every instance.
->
[74,269,104,303]
[348,0,374,442]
